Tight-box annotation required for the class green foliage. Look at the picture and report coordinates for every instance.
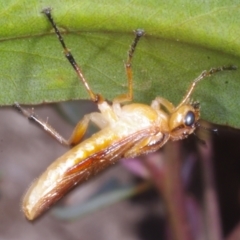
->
[0,1,240,127]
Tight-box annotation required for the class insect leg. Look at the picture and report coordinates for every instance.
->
[14,103,106,146]
[177,65,237,108]
[68,112,109,145]
[113,29,145,103]
[151,97,175,113]
[124,130,169,158]
[13,102,69,146]
[41,8,103,104]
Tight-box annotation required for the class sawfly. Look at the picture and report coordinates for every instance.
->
[14,7,236,220]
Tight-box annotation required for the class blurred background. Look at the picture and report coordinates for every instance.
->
[0,102,240,240]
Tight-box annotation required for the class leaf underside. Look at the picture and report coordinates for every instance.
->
[1,1,240,128]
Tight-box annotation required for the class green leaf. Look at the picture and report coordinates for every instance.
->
[1,1,240,128]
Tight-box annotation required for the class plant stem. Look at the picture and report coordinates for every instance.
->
[145,142,194,240]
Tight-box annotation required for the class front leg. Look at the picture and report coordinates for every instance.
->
[151,97,175,113]
[124,129,170,158]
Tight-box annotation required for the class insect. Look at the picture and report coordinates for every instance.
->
[14,8,236,221]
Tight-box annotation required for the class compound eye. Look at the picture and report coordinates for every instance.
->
[184,111,195,126]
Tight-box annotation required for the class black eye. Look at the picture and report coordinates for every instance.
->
[184,111,195,126]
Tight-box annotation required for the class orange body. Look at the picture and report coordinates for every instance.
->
[18,8,235,221]
[23,100,199,220]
